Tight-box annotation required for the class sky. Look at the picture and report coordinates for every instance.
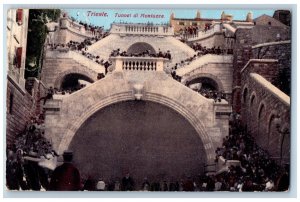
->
[65,9,275,30]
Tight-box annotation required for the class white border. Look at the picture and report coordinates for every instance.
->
[1,0,299,201]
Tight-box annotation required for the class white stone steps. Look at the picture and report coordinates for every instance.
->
[176,54,233,77]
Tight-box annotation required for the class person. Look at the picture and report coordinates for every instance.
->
[49,151,81,191]
[96,178,106,191]
[141,177,150,191]
[121,173,134,191]
[6,150,21,190]
[39,87,54,105]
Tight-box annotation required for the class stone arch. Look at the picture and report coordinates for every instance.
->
[266,110,280,154]
[52,74,218,165]
[249,91,257,107]
[279,123,290,164]
[267,110,279,134]
[183,73,225,92]
[53,69,95,89]
[57,92,215,162]
[257,101,266,119]
[256,101,267,143]
[242,85,249,104]
[127,42,156,55]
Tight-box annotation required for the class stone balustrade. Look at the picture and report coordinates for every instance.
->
[186,23,222,42]
[110,56,168,72]
[110,23,174,36]
[59,17,98,37]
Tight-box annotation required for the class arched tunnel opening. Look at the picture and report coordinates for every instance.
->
[68,100,207,187]
[127,42,156,55]
[187,77,219,92]
[60,73,94,92]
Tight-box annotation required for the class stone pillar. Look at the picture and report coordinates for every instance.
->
[114,58,123,72]
[156,59,164,72]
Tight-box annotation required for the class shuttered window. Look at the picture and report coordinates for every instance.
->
[16,47,22,68]
[16,9,23,25]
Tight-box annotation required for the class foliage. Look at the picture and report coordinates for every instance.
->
[25,9,61,79]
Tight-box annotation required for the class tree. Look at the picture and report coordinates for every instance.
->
[25,9,61,78]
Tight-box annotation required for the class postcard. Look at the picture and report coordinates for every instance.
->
[5,7,291,193]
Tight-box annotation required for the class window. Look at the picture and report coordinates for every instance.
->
[179,21,185,26]
[16,47,22,68]
[9,92,14,114]
[16,9,23,25]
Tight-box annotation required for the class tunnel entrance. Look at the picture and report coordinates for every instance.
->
[69,100,207,187]
[187,77,219,92]
[60,73,94,92]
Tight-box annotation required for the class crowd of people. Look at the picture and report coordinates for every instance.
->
[211,113,290,192]
[68,14,107,37]
[52,84,87,95]
[180,24,213,39]
[197,89,226,102]
[191,43,233,55]
[6,113,58,191]
[110,48,172,60]
[77,22,104,36]
[170,44,232,71]
[47,37,112,72]
[6,110,289,192]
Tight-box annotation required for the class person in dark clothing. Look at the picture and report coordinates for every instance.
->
[121,173,134,191]
[49,151,81,191]
[183,177,194,191]
[39,87,54,105]
[82,176,96,191]
[141,177,150,191]
[23,160,42,190]
[6,150,20,190]
[276,165,290,191]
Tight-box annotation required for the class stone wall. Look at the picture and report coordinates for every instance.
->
[53,28,89,44]
[189,33,225,49]
[251,25,290,44]
[232,28,253,113]
[41,56,99,88]
[181,63,233,95]
[6,77,47,148]
[241,62,290,164]
[252,41,291,95]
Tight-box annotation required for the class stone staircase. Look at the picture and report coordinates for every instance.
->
[87,34,197,69]
[46,50,105,74]
[41,57,101,88]
[86,34,121,59]
[186,24,222,42]
[203,156,241,176]
[176,54,233,77]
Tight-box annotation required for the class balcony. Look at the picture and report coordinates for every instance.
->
[110,23,174,36]
[110,56,169,72]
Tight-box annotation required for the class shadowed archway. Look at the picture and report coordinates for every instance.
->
[69,100,207,186]
[127,42,156,55]
[60,73,94,91]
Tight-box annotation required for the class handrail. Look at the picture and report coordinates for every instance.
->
[176,54,233,77]
[46,50,105,74]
